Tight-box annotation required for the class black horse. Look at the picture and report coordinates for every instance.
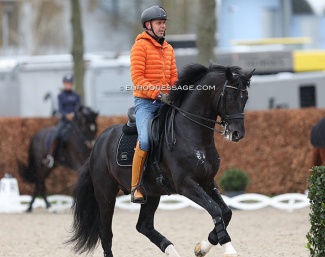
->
[18,105,98,212]
[67,62,254,257]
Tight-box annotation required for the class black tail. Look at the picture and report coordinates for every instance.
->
[17,146,37,183]
[65,158,100,254]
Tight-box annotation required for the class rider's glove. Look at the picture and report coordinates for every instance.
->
[65,112,75,121]
[156,92,171,105]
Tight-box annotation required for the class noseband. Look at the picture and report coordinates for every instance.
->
[218,82,245,123]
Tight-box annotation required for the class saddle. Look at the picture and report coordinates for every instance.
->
[116,106,174,194]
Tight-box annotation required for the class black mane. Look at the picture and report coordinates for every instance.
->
[169,62,245,103]
[169,63,208,102]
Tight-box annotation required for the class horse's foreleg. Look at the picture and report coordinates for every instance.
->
[136,196,180,257]
[179,181,237,257]
[204,182,233,248]
[195,182,237,257]
[208,183,232,225]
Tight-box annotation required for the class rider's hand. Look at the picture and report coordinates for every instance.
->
[66,112,75,121]
[157,92,171,105]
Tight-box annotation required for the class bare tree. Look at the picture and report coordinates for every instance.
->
[70,0,85,100]
[196,0,216,65]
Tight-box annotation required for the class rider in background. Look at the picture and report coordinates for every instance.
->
[130,6,178,203]
[43,74,81,168]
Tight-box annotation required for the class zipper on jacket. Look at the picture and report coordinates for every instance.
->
[161,48,166,84]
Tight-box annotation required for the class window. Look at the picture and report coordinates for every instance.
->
[300,85,316,107]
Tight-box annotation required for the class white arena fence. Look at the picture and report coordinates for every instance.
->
[0,175,310,213]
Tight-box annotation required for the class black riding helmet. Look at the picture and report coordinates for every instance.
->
[140,6,168,28]
[63,74,74,83]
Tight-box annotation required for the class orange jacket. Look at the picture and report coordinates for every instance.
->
[130,31,178,100]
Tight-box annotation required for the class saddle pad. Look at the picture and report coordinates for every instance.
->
[311,117,325,148]
[116,133,138,167]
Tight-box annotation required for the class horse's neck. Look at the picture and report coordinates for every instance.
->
[62,123,89,169]
[175,91,218,142]
[181,90,218,120]
[67,123,86,149]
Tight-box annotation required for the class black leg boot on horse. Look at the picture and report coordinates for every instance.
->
[131,141,147,204]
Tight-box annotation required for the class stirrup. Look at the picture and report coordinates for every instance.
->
[131,186,147,204]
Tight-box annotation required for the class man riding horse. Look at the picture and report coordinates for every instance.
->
[130,6,178,203]
[43,74,81,168]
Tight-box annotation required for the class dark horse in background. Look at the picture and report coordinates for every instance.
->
[311,116,325,166]
[67,62,254,257]
[18,105,98,212]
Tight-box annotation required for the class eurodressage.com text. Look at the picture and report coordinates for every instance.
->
[121,85,216,91]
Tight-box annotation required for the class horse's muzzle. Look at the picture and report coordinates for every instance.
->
[85,140,96,149]
[231,130,245,142]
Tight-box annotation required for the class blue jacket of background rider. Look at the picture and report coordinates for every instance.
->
[58,90,81,122]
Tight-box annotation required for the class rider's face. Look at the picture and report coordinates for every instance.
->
[64,82,73,91]
[146,19,166,38]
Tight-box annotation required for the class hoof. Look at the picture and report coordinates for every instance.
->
[223,242,238,257]
[194,242,205,256]
[165,244,180,257]
[194,240,212,257]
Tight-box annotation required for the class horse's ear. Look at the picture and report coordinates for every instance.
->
[226,67,233,81]
[246,69,255,79]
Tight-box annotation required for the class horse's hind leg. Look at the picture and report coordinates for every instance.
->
[93,181,119,257]
[27,181,51,212]
[136,196,180,257]
[26,189,37,212]
[39,183,51,209]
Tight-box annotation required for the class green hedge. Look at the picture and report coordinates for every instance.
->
[219,168,249,192]
[307,166,325,256]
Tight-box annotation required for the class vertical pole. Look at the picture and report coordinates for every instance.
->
[2,8,9,55]
[281,0,292,38]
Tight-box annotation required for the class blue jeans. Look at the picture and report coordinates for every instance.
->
[134,97,163,151]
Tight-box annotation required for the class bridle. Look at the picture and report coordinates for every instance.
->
[163,79,247,150]
[168,80,247,134]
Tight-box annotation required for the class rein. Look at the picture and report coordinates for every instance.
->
[169,80,245,133]
[169,104,224,133]
[163,80,246,150]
